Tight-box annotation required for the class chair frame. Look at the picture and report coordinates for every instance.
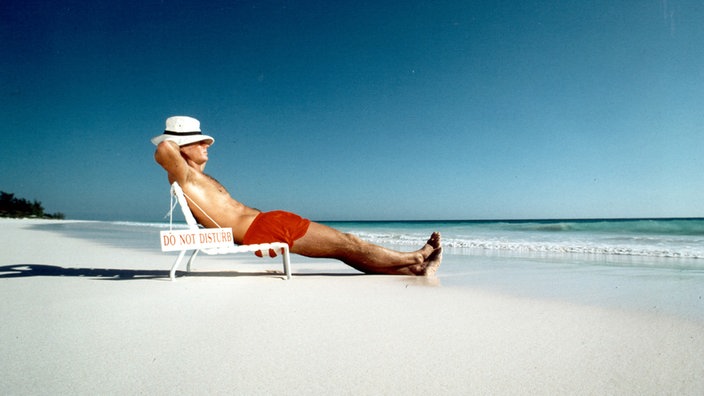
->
[166,182,291,281]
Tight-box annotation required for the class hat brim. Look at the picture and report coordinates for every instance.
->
[151,133,215,147]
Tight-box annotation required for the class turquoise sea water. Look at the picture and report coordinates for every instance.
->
[326,218,704,265]
[37,217,704,266]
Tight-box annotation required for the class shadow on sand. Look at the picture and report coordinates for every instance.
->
[0,264,362,281]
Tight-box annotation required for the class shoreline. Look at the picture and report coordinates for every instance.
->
[2,218,703,394]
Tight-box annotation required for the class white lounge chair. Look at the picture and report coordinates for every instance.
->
[164,181,291,281]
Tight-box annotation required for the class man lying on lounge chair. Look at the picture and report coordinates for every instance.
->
[152,116,441,276]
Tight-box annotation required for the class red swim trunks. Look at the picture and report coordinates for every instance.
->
[242,210,311,252]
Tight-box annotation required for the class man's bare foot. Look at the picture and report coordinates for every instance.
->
[418,232,441,257]
[422,247,442,277]
[427,232,441,250]
[418,232,442,276]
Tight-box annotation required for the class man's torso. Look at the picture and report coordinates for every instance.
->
[172,171,260,243]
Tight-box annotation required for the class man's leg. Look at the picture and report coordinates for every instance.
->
[291,221,442,275]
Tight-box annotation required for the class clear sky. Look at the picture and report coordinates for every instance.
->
[2,0,703,221]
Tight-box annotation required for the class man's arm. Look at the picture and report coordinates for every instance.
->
[154,140,190,183]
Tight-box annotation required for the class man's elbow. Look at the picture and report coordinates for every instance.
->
[155,140,179,165]
[157,140,179,151]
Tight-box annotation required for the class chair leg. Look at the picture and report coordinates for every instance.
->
[282,245,291,280]
[186,250,200,273]
[170,250,187,281]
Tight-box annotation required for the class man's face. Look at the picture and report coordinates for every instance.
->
[179,140,211,164]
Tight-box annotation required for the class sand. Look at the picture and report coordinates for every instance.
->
[1,218,703,395]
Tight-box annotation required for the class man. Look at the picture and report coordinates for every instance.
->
[153,116,441,276]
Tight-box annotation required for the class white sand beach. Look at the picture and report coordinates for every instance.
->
[1,218,703,395]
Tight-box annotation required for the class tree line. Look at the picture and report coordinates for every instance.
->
[0,191,65,219]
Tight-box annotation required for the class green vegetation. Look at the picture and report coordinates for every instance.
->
[0,191,65,219]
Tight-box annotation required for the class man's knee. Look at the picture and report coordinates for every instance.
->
[340,232,372,254]
[341,232,362,244]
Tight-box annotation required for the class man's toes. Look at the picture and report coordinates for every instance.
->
[427,232,441,249]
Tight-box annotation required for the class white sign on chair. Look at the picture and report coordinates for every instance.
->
[160,228,235,252]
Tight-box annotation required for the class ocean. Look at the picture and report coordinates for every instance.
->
[32,217,704,321]
[326,218,704,264]
[37,217,704,268]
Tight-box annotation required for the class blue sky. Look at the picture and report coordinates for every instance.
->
[2,0,703,221]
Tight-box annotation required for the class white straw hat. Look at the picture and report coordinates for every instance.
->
[150,116,215,146]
